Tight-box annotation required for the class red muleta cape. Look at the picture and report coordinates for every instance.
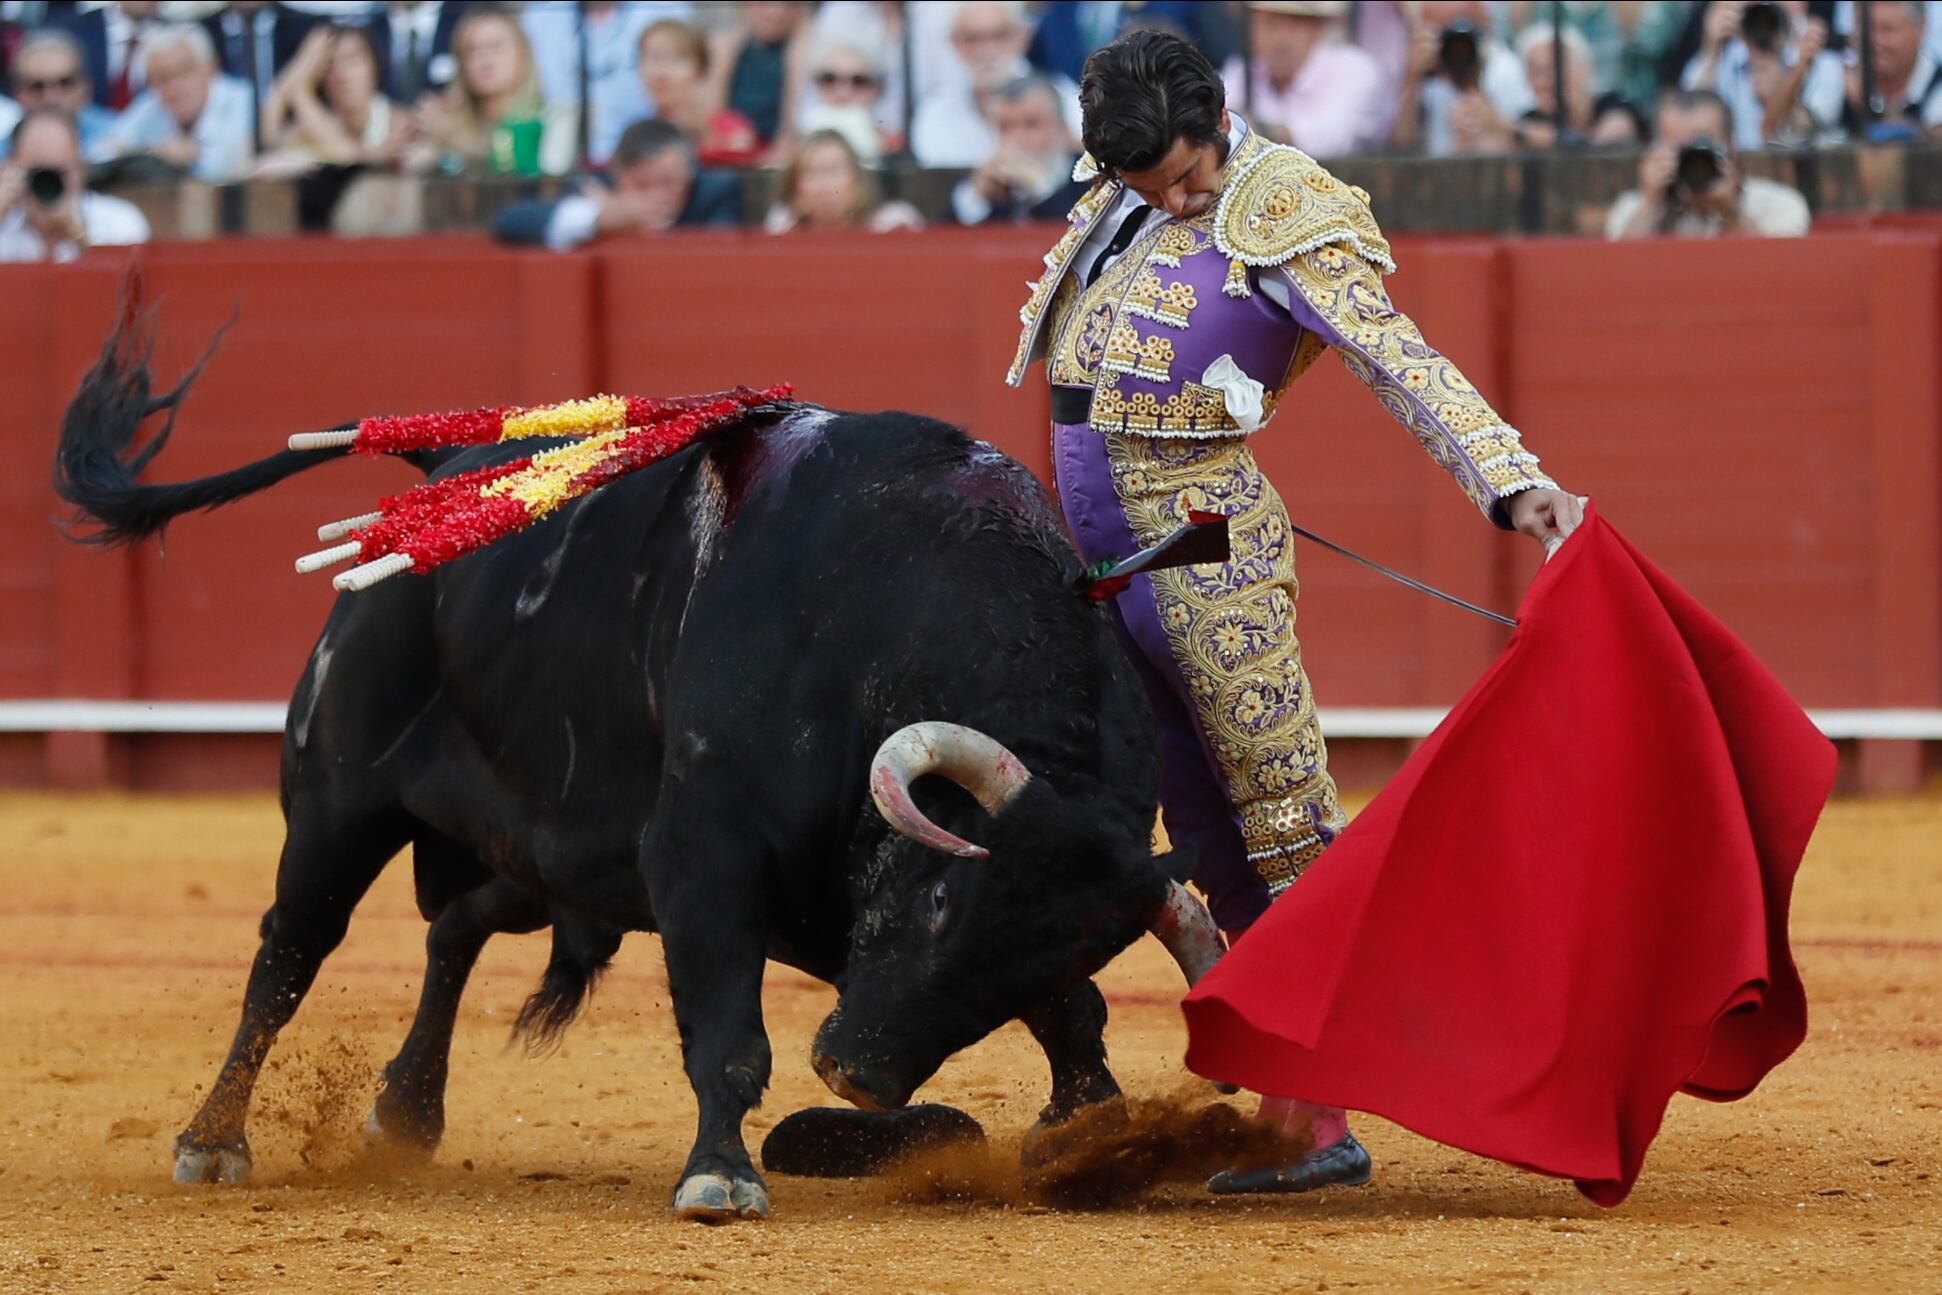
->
[1180,506,1836,1205]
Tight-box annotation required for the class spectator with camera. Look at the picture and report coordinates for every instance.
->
[1839,0,1942,141]
[0,106,149,262]
[1606,87,1809,238]
[950,73,1085,224]
[490,117,740,251]
[1682,0,1843,147]
[1222,1,1386,159]
[1392,0,1535,155]
[3,30,117,163]
[99,23,255,183]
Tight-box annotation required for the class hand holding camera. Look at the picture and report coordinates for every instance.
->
[2,159,73,211]
[1676,140,1740,216]
[1636,141,1679,198]
[1672,138,1730,195]
[1437,19,1484,92]
[1,157,84,244]
[1406,20,1441,82]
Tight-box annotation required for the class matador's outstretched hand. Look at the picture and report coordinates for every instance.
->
[1509,488,1587,559]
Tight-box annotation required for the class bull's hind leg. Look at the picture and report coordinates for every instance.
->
[644,809,773,1222]
[172,808,409,1184]
[366,877,550,1154]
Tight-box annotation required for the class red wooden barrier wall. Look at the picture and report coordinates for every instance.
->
[1,228,1935,790]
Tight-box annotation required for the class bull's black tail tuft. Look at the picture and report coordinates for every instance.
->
[52,282,355,547]
[512,921,621,1055]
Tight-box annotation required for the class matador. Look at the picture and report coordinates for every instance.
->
[1009,29,1585,1194]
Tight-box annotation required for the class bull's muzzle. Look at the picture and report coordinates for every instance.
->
[812,1051,902,1113]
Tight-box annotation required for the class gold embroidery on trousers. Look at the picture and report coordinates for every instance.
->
[1104,432,1348,886]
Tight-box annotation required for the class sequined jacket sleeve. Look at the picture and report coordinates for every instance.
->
[1278,244,1556,524]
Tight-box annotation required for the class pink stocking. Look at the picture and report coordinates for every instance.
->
[1256,1095,1350,1150]
[1224,924,1352,1153]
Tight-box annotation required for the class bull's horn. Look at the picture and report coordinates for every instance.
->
[868,721,1033,859]
[1151,881,1225,986]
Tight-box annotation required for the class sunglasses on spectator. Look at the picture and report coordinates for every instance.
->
[21,73,83,93]
[814,71,879,90]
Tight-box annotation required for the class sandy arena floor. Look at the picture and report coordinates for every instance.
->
[0,791,1936,1294]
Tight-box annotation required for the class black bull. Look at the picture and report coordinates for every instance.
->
[52,320,1227,1221]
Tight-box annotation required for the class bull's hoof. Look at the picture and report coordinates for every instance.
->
[730,1179,769,1219]
[362,1103,439,1160]
[672,1172,768,1222]
[172,1136,252,1186]
[1020,1096,1128,1171]
[761,1104,985,1178]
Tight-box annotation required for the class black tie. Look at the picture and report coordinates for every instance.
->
[1087,204,1153,287]
[400,22,424,101]
[242,21,261,144]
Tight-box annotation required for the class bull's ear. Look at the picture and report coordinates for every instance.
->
[1152,845,1198,886]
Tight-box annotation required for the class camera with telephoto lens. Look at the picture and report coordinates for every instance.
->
[1673,138,1729,195]
[26,166,68,206]
[1739,1,1788,54]
[1437,18,1483,90]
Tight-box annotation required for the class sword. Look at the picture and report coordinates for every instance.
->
[1078,511,1523,629]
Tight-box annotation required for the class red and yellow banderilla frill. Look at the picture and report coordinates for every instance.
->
[292,386,791,591]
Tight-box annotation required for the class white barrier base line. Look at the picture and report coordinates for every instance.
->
[2,701,1941,741]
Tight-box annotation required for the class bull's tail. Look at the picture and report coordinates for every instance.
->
[53,296,357,547]
[512,919,622,1055]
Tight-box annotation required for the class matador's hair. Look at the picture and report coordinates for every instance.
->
[1078,29,1228,178]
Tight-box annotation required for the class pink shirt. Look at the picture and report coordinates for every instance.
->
[1222,42,1387,159]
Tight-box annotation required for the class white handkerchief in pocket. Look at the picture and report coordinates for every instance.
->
[1202,354,1265,433]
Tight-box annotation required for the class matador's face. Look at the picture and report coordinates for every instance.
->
[1116,108,1232,220]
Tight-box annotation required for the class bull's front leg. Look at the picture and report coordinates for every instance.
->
[1022,978,1122,1126]
[644,816,773,1223]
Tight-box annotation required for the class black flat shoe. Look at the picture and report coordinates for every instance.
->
[1207,1132,1374,1195]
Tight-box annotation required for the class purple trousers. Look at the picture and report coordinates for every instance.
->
[1052,420,1272,933]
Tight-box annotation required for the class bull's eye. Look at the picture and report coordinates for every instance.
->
[929,880,950,932]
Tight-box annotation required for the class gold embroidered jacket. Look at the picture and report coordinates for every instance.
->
[1009,134,1556,520]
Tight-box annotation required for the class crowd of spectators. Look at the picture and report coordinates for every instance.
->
[2,0,1940,261]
